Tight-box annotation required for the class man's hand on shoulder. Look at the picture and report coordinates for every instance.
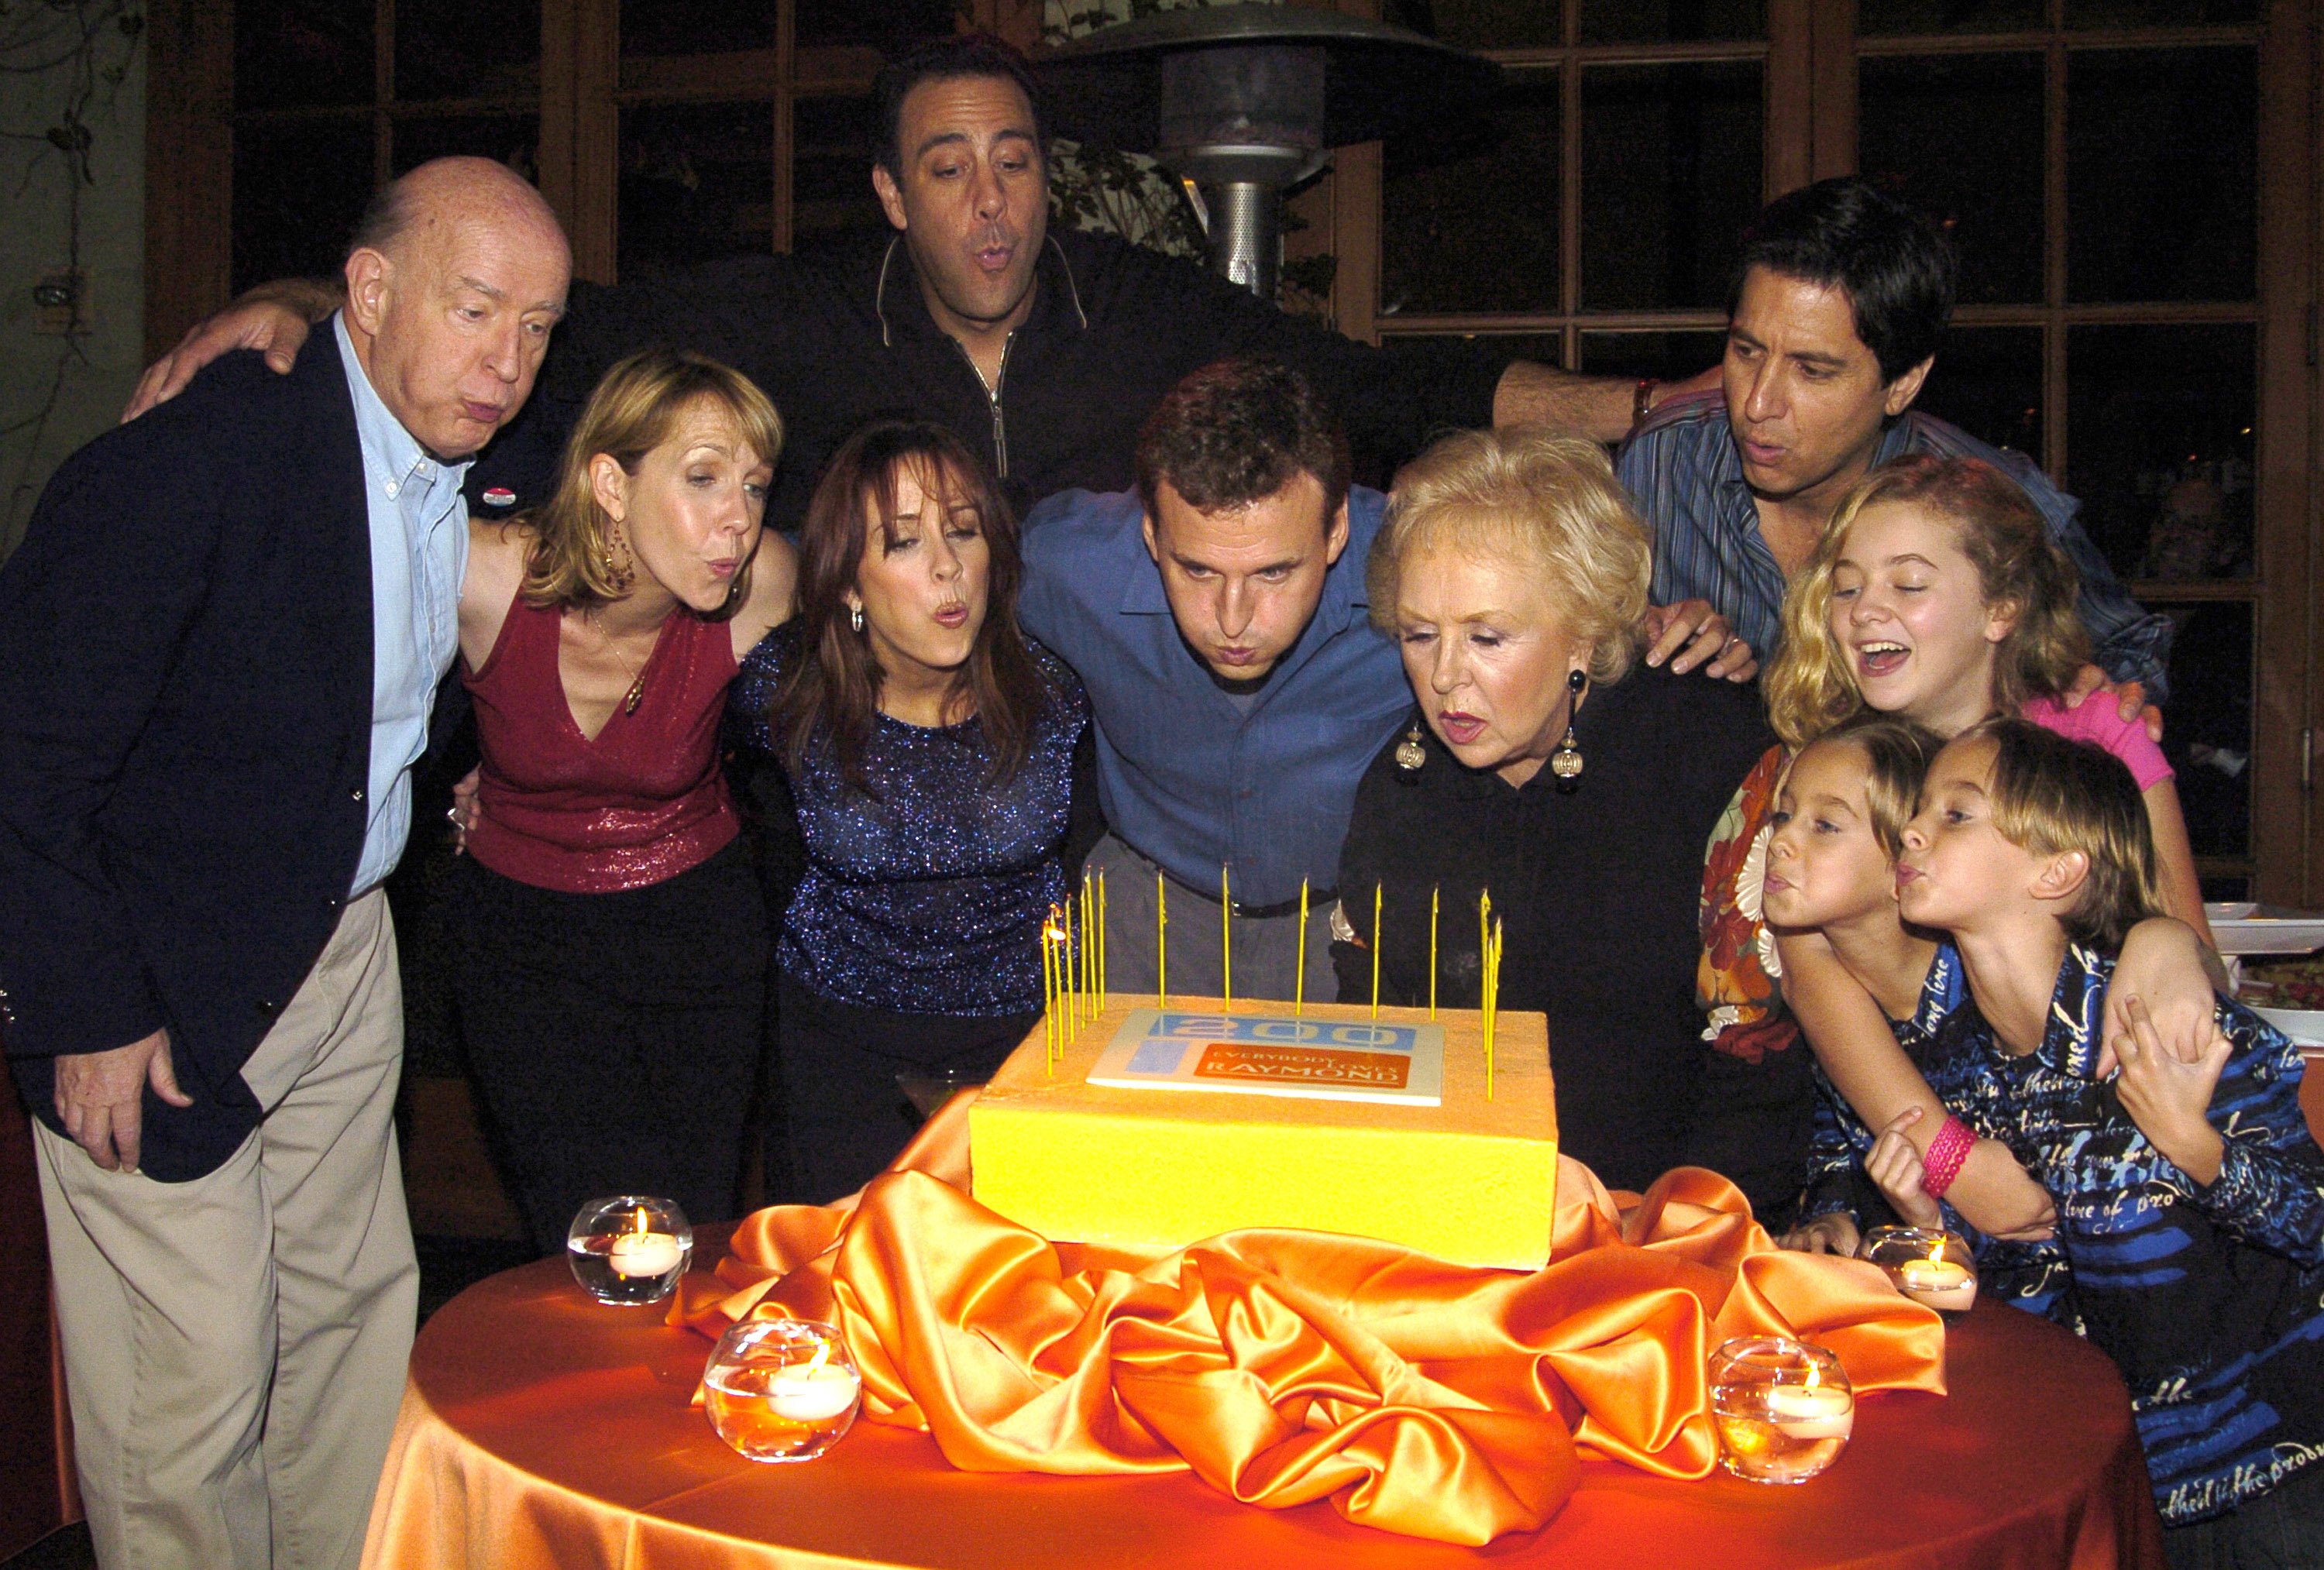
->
[122,278,341,422]
[2061,662,2163,744]
[53,1029,194,1173]
[1642,599,1757,682]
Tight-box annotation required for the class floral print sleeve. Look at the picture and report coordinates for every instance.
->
[1697,743,1795,1063]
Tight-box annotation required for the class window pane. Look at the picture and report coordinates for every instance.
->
[2066,322,2254,581]
[233,118,373,292]
[1578,0,1764,44]
[1858,53,2043,306]
[621,0,777,57]
[1914,325,2043,462]
[391,115,540,183]
[394,0,538,102]
[1859,0,2041,35]
[618,102,774,281]
[795,96,889,243]
[1579,62,1761,312]
[1578,329,1727,383]
[236,0,373,111]
[2067,48,2256,304]
[1380,73,1559,316]
[1423,0,1563,50]
[2149,600,2252,861]
[2065,0,2256,26]
[1398,332,1569,373]
[797,0,953,49]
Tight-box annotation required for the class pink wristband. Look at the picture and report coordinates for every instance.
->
[1919,1115,1974,1201]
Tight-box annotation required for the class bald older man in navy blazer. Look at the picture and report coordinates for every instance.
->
[0,158,567,1569]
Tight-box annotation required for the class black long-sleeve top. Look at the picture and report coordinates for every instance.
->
[1332,661,1779,1201]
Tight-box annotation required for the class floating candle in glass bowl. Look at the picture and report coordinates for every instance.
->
[1708,1336,1854,1484]
[704,1318,863,1462]
[567,1196,691,1307]
[1862,1226,1978,1313]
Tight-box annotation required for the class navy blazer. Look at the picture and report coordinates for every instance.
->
[0,333,376,1180]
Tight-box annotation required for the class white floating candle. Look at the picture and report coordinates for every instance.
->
[607,1231,683,1280]
[1765,1383,1855,1441]
[1897,1256,1977,1311]
[769,1363,861,1423]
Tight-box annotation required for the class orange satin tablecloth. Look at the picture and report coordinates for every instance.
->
[363,1108,2162,1569]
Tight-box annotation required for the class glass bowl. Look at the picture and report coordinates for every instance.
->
[703,1317,864,1462]
[1708,1335,1854,1484]
[566,1194,691,1306]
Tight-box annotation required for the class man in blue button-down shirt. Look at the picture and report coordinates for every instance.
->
[1020,359,1392,1001]
[0,158,567,1570]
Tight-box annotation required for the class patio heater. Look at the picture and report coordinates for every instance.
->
[1034,5,1501,299]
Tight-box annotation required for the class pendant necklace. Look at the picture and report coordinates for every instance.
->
[589,607,651,717]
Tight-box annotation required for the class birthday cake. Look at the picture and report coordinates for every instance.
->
[969,995,1559,1269]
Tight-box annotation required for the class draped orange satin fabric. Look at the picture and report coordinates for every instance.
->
[663,1095,1947,1545]
[362,1091,2164,1568]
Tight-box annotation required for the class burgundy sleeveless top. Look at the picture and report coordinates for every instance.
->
[463,592,741,893]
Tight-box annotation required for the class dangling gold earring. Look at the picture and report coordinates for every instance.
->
[1549,668,1587,792]
[850,602,865,634]
[1394,721,1426,774]
[600,520,634,594]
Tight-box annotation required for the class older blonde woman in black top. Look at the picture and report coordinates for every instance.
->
[1333,430,1787,1211]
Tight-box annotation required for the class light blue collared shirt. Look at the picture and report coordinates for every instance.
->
[335,314,471,895]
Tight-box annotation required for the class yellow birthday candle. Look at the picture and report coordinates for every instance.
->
[1157,871,1167,1011]
[1041,905,1060,1066]
[1294,878,1308,1018]
[1082,873,1095,1008]
[1220,864,1232,1012]
[1098,871,1108,996]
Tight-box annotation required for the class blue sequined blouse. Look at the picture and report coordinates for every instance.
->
[728,627,1087,1016]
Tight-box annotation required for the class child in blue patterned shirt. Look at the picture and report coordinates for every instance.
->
[1868,717,2324,1561]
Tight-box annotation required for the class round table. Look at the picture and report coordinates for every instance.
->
[362,1249,2162,1570]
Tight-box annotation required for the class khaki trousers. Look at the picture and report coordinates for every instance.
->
[35,889,418,1570]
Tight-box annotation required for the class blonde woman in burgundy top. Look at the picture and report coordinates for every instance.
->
[447,349,796,1252]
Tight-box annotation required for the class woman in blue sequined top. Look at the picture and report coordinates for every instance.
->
[729,421,1088,1200]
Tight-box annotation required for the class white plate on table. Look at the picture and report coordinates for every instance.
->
[2206,903,2324,957]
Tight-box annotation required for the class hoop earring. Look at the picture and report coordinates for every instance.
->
[1549,668,1587,793]
[599,521,634,594]
[850,603,865,634]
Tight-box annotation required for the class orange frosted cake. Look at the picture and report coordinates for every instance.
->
[968,996,1557,1269]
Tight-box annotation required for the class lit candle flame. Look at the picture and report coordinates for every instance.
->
[631,1206,649,1236]
[1927,1235,1947,1269]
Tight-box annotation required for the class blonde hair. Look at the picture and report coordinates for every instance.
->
[1370,428,1649,685]
[1762,455,2091,749]
[520,348,785,614]
[1958,717,2164,950]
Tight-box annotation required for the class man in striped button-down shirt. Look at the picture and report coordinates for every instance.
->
[1618,177,2171,709]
